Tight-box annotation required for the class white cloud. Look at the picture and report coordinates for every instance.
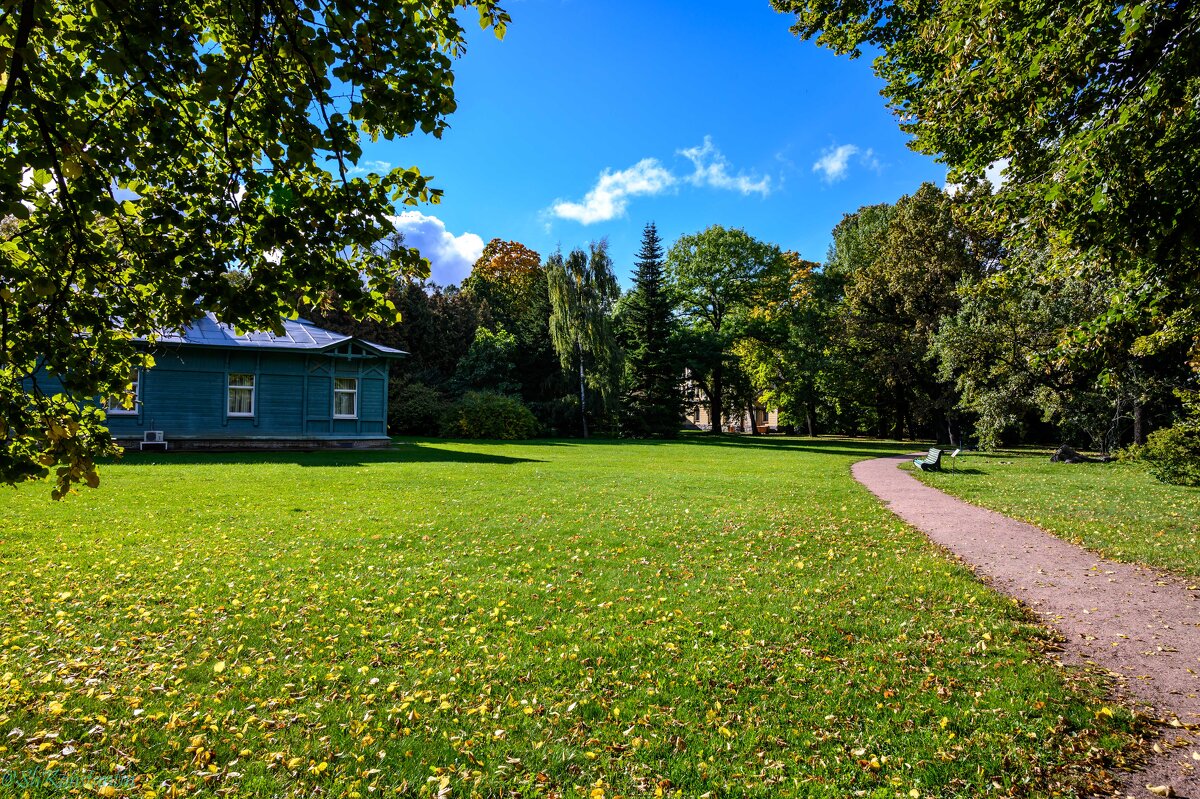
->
[946,158,1010,195]
[812,144,860,183]
[349,159,393,175]
[859,148,881,173]
[550,137,775,225]
[387,211,484,286]
[551,159,677,224]
[984,158,1009,187]
[811,144,884,183]
[678,136,771,196]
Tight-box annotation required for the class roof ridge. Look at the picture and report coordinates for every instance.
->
[134,313,407,357]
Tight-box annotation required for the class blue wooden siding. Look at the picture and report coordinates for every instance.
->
[104,346,391,441]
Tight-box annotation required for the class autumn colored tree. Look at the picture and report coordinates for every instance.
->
[461,239,559,404]
[547,242,620,438]
[619,223,682,437]
[462,239,546,327]
[1,0,509,496]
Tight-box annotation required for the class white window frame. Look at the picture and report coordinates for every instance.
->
[333,377,358,419]
[105,368,141,415]
[227,373,255,417]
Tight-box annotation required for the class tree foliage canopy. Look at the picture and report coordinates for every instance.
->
[667,225,788,431]
[547,242,619,438]
[462,238,558,403]
[774,0,1200,377]
[0,0,508,495]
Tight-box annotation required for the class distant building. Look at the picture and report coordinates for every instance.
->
[102,313,404,450]
[681,369,780,433]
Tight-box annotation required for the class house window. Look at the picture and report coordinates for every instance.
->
[227,373,255,416]
[105,368,140,415]
[333,377,358,419]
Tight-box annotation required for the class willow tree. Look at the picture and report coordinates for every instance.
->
[0,0,508,497]
[546,242,620,438]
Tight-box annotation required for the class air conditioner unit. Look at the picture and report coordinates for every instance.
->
[140,430,169,451]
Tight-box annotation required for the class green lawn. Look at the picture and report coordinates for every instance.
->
[0,437,1139,798]
[910,450,1200,579]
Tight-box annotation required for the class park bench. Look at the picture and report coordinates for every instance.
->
[913,447,943,471]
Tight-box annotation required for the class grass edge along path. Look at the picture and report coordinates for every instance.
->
[907,450,1200,579]
[861,453,1200,796]
[0,436,1145,798]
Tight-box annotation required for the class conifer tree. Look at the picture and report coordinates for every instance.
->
[620,223,682,437]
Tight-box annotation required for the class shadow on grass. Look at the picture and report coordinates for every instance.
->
[113,442,545,468]
[415,434,919,460]
[112,434,924,468]
[691,438,917,459]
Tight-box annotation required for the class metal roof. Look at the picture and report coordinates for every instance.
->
[148,312,407,358]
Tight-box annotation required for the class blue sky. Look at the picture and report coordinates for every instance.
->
[367,0,948,287]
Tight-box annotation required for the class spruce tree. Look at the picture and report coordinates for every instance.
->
[621,223,683,437]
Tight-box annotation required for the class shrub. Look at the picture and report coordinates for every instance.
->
[440,392,538,439]
[389,381,448,435]
[1141,424,1200,486]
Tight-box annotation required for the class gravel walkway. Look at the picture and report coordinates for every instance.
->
[853,455,1200,798]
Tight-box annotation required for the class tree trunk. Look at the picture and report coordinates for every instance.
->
[901,399,915,441]
[709,362,723,434]
[749,402,760,435]
[932,408,948,445]
[890,403,904,441]
[805,405,815,437]
[1133,400,1145,446]
[576,342,588,439]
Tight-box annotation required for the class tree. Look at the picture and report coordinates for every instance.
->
[935,251,1193,452]
[546,242,620,438]
[461,239,559,404]
[933,258,1110,449]
[666,225,788,433]
[732,252,827,436]
[452,326,520,396]
[774,0,1200,424]
[807,205,900,436]
[618,223,681,437]
[837,184,981,441]
[0,0,509,496]
[824,204,894,292]
[307,233,481,388]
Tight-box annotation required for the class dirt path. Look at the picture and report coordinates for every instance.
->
[852,455,1200,798]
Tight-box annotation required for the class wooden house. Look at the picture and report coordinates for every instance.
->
[104,313,404,450]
